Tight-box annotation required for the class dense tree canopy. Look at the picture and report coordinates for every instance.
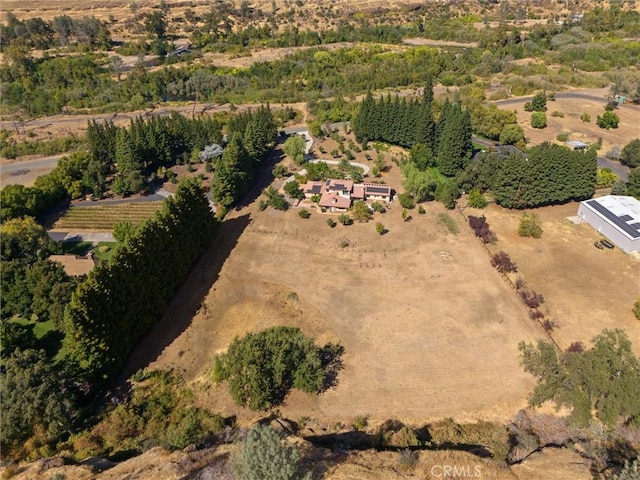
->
[64,180,217,382]
[492,143,597,208]
[211,105,277,208]
[519,329,640,427]
[1,349,77,447]
[213,326,342,411]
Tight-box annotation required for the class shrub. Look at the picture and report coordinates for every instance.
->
[298,209,310,219]
[417,205,426,214]
[375,222,385,235]
[581,113,591,123]
[524,102,534,112]
[352,415,369,431]
[272,164,288,178]
[518,213,543,238]
[634,298,640,320]
[371,201,386,213]
[468,215,497,243]
[402,208,409,222]
[467,189,488,208]
[567,341,586,353]
[438,213,459,234]
[551,110,564,118]
[326,218,336,228]
[620,139,640,168]
[556,132,570,142]
[491,251,518,273]
[597,111,620,129]
[231,425,311,480]
[397,449,419,470]
[596,168,618,189]
[531,112,547,129]
[398,193,415,209]
[531,91,548,112]
[338,213,352,225]
[338,237,350,248]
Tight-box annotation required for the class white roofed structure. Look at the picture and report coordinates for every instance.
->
[577,195,640,253]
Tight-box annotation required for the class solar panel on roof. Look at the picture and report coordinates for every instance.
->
[310,185,321,193]
[586,200,640,239]
[366,186,390,194]
[619,214,633,221]
[628,222,640,230]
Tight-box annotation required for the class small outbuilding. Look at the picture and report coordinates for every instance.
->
[577,195,640,253]
[566,140,589,150]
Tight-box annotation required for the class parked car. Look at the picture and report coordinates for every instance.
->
[600,239,615,249]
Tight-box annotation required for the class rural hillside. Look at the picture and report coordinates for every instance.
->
[1,0,639,479]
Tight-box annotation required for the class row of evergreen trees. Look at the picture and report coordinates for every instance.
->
[492,143,597,208]
[63,180,217,383]
[211,105,278,209]
[352,80,473,177]
[86,113,224,196]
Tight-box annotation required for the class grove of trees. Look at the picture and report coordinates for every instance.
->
[492,142,597,208]
[211,105,278,209]
[64,179,217,382]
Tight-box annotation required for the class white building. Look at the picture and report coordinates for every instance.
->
[577,195,640,253]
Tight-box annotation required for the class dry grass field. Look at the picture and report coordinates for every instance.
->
[146,182,546,426]
[494,87,640,155]
[477,200,640,355]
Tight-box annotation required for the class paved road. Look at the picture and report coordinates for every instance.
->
[71,190,170,207]
[492,92,609,107]
[48,231,115,243]
[0,154,64,174]
[597,157,630,181]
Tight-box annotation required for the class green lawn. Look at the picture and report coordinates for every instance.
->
[61,241,118,263]
[9,318,64,359]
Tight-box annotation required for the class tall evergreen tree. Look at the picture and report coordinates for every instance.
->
[414,79,435,150]
[436,103,473,177]
[113,128,144,196]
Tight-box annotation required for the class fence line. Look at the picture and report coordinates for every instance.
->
[456,208,562,352]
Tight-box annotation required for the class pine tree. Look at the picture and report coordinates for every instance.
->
[415,79,435,150]
[113,128,144,195]
[211,134,249,208]
[436,103,472,177]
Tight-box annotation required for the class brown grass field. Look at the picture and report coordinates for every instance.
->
[146,152,547,425]
[477,200,640,355]
[494,87,640,155]
[125,133,639,432]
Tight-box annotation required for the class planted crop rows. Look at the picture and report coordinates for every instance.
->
[53,202,164,230]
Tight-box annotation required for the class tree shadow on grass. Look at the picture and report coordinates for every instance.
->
[319,343,345,394]
[102,213,252,404]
